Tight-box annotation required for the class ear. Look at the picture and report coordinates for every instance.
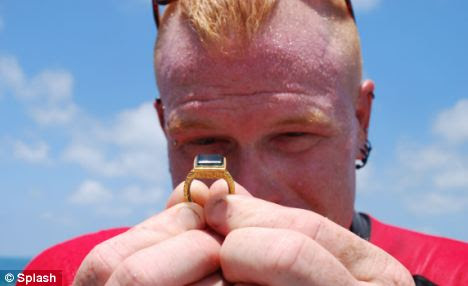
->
[154,98,167,135]
[355,80,375,160]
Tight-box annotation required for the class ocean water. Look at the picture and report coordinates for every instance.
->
[0,258,31,286]
[0,257,30,270]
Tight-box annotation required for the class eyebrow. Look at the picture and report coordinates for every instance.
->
[167,109,335,135]
[274,109,334,127]
[167,117,217,134]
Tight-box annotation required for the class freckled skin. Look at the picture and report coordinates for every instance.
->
[155,0,371,227]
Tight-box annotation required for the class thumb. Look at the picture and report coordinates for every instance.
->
[209,179,253,199]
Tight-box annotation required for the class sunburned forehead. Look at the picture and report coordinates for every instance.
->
[155,0,360,108]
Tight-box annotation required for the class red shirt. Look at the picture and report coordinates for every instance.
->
[369,216,468,285]
[24,216,468,285]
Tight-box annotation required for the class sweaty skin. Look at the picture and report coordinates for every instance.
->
[155,0,362,227]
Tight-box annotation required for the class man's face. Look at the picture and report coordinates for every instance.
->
[155,0,366,227]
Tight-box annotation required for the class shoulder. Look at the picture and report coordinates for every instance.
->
[367,214,468,286]
[24,227,130,285]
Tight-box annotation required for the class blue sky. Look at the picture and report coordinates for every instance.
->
[0,0,467,258]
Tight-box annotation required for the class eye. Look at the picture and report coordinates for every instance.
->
[181,137,233,155]
[283,132,307,137]
[190,137,218,145]
[270,132,320,153]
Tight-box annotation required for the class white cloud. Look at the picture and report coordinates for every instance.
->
[2,53,170,220]
[434,166,468,189]
[390,98,468,215]
[395,142,468,213]
[1,54,169,203]
[69,180,113,205]
[0,55,78,125]
[121,185,163,205]
[13,140,50,163]
[68,179,166,218]
[408,193,467,215]
[352,0,381,12]
[396,143,451,189]
[396,118,468,190]
[397,144,450,172]
[63,144,124,177]
[96,206,133,218]
[63,102,168,182]
[433,99,468,144]
[40,212,75,227]
[102,102,162,148]
[25,70,77,125]
[395,143,468,215]
[0,56,25,94]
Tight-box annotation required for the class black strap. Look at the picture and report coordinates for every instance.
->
[413,275,438,286]
[350,212,371,240]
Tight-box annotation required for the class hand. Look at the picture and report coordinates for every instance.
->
[73,180,223,286]
[204,180,415,286]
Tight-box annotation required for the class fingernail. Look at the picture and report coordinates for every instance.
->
[206,197,227,226]
[177,205,202,229]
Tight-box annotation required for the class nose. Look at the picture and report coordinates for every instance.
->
[228,149,280,202]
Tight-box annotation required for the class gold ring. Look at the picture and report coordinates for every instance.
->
[184,154,235,202]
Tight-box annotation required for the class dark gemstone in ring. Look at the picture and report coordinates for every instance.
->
[196,154,224,167]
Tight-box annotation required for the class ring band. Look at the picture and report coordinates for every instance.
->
[184,154,235,202]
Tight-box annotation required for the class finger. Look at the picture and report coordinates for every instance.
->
[106,230,222,286]
[205,195,410,281]
[166,180,210,208]
[209,179,253,198]
[189,271,229,286]
[221,227,356,286]
[167,179,251,209]
[74,203,205,285]
[189,270,259,286]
